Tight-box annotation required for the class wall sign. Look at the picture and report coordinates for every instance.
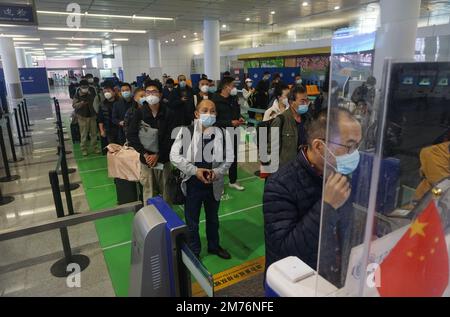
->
[0,2,37,25]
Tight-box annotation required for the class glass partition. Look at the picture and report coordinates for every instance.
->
[315,16,450,297]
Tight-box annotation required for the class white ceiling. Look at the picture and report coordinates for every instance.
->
[0,0,449,59]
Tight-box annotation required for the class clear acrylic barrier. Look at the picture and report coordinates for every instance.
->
[315,17,450,297]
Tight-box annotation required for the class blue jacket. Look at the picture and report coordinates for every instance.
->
[263,149,352,287]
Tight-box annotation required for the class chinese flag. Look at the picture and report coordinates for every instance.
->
[377,201,449,297]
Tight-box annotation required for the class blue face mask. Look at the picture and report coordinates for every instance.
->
[138,97,147,105]
[322,141,360,175]
[179,81,186,88]
[122,91,131,99]
[208,86,217,93]
[297,104,309,115]
[199,114,216,128]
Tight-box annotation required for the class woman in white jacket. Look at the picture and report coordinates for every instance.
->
[242,78,255,108]
[263,82,290,122]
[170,99,234,259]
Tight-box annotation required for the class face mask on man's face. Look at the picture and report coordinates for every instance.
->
[179,81,186,88]
[122,91,131,99]
[80,87,89,94]
[320,141,360,175]
[87,78,94,84]
[200,85,209,93]
[230,87,238,96]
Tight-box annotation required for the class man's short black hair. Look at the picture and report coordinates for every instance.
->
[166,78,175,85]
[102,80,115,90]
[273,73,281,80]
[274,82,289,98]
[144,79,162,92]
[85,73,93,79]
[219,77,235,89]
[292,85,307,96]
[223,71,231,77]
[121,82,132,90]
[201,74,208,80]
[79,79,89,87]
[94,77,100,83]
[264,71,270,75]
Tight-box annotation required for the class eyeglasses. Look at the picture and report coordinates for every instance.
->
[320,139,360,154]
[145,90,159,95]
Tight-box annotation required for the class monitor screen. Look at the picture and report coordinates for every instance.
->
[438,77,449,86]
[401,76,414,85]
[418,78,432,86]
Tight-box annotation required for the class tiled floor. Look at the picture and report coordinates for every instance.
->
[0,90,114,297]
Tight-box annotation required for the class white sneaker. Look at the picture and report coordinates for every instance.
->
[229,182,245,191]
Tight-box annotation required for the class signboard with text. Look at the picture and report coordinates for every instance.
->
[0,2,37,25]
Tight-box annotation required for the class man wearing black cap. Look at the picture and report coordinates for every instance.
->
[72,79,100,156]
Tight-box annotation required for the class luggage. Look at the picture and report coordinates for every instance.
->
[106,143,141,182]
[70,123,80,143]
[115,178,139,205]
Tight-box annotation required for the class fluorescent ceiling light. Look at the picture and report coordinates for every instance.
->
[222,24,227,28]
[182,35,187,39]
[13,42,33,45]
[43,48,58,50]
[37,10,173,21]
[15,46,33,49]
[67,43,85,46]
[55,37,102,41]
[43,43,59,46]
[38,27,146,34]
[246,18,251,21]
[334,6,341,10]
[302,2,309,6]
[0,34,26,38]
[270,11,276,15]
[14,37,40,41]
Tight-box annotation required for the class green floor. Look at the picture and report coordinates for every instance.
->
[71,141,266,296]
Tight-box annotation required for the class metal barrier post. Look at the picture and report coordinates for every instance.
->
[13,108,28,146]
[5,114,24,163]
[0,186,14,206]
[48,170,89,277]
[23,98,33,126]
[17,103,29,138]
[0,124,20,182]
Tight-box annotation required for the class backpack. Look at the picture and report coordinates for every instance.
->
[256,113,285,163]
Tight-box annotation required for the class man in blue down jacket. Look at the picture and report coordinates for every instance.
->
[263,107,362,287]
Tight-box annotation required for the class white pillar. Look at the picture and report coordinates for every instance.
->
[15,48,27,68]
[203,19,220,80]
[0,37,23,102]
[149,39,162,68]
[437,35,450,61]
[373,0,421,86]
[424,36,437,62]
[25,53,33,68]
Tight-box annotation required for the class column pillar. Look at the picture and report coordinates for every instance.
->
[148,39,162,79]
[437,35,450,61]
[15,48,27,68]
[0,37,24,105]
[203,19,220,81]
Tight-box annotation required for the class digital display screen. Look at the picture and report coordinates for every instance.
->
[401,76,414,85]
[437,78,449,86]
[418,78,432,86]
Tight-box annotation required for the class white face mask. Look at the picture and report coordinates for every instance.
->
[282,98,290,108]
[246,82,253,88]
[87,78,94,84]
[80,88,89,94]
[146,95,160,105]
[200,85,209,93]
[104,92,113,100]
[230,87,238,96]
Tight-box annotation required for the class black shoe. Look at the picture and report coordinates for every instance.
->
[208,247,231,260]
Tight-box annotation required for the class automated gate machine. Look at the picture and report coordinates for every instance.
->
[128,196,214,297]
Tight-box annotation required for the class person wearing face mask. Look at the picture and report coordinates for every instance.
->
[213,77,246,191]
[72,80,100,156]
[123,88,145,139]
[261,71,271,93]
[268,73,283,101]
[208,80,217,94]
[263,83,290,122]
[172,74,194,127]
[267,85,311,170]
[170,99,234,260]
[263,107,362,288]
[194,78,214,106]
[242,78,255,110]
[127,80,175,205]
[98,83,119,149]
[112,83,134,145]
[294,74,303,87]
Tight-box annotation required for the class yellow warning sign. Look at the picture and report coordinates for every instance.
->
[192,256,265,297]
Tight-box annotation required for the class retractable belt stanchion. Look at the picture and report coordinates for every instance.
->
[5,114,24,163]
[0,122,20,182]
[17,103,29,138]
[0,185,14,206]
[19,102,32,133]
[49,170,89,277]
[54,99,71,156]
[13,108,28,146]
[54,99,78,186]
[23,98,33,127]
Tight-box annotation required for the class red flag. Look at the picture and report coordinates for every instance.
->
[377,201,449,297]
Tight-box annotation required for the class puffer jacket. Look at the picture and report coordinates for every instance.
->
[263,148,353,287]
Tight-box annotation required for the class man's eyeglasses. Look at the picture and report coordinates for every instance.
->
[145,90,159,95]
[320,139,360,154]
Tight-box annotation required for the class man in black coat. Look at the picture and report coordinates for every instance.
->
[213,77,246,191]
[263,107,362,287]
